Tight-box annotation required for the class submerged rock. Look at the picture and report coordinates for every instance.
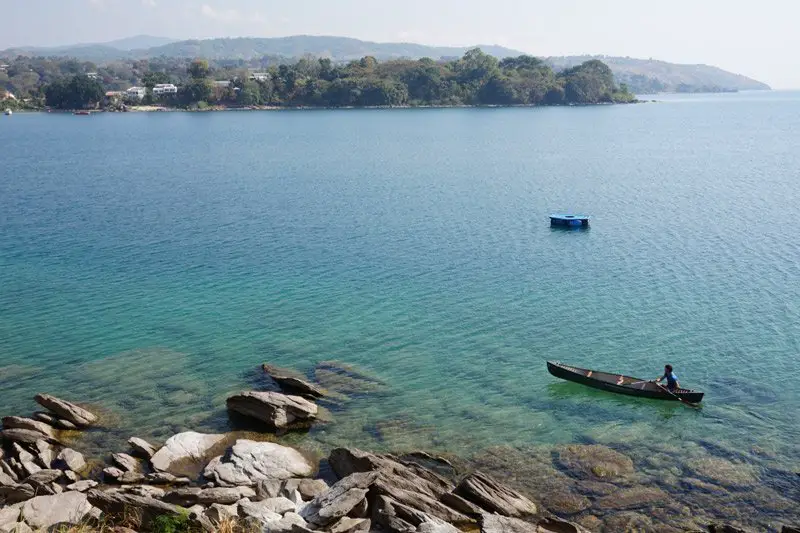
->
[203,440,315,487]
[555,444,634,481]
[34,394,98,428]
[226,391,318,430]
[150,431,226,474]
[312,361,386,400]
[686,457,759,488]
[21,491,93,530]
[595,486,671,510]
[263,363,325,398]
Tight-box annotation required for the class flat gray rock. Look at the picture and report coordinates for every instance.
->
[197,486,256,505]
[111,452,140,472]
[203,440,314,487]
[34,394,98,428]
[1,417,55,439]
[226,391,318,429]
[329,517,371,533]
[238,498,283,524]
[128,437,157,458]
[150,431,226,473]
[33,412,77,431]
[480,514,538,533]
[1,429,60,446]
[162,487,202,506]
[53,448,86,473]
[1,460,19,483]
[103,466,124,482]
[23,469,62,488]
[66,480,99,492]
[454,472,537,517]
[21,492,93,529]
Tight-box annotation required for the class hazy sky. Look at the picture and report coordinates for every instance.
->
[2,0,798,88]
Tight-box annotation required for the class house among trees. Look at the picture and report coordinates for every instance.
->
[126,86,146,100]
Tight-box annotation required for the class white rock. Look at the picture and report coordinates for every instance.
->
[203,440,314,487]
[20,492,93,529]
[0,507,21,531]
[66,480,99,492]
[150,432,226,473]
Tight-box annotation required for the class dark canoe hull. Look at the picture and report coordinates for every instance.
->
[547,361,704,403]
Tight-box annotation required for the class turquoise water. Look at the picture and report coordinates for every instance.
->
[2,94,799,528]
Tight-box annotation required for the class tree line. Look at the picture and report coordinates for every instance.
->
[2,49,635,110]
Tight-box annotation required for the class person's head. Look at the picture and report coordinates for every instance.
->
[665,364,673,373]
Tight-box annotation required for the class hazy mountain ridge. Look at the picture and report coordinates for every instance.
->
[0,35,769,93]
[547,56,770,92]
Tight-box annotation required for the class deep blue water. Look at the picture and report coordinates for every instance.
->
[1,93,799,527]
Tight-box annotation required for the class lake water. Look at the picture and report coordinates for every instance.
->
[1,93,799,530]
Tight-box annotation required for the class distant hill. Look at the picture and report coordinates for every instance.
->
[140,36,524,62]
[547,56,770,93]
[103,35,175,51]
[0,35,770,93]
[0,35,174,61]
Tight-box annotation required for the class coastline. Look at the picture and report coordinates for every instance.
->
[1,361,798,532]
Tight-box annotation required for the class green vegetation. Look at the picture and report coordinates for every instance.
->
[44,75,105,109]
[151,512,191,533]
[9,49,636,110]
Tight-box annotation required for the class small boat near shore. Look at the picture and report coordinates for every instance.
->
[73,111,91,115]
[547,361,704,403]
[4,109,11,116]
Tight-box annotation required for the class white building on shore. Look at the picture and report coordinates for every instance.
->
[153,84,178,96]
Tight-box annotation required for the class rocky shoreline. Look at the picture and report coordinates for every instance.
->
[1,363,798,533]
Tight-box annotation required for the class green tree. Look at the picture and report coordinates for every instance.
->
[188,59,210,79]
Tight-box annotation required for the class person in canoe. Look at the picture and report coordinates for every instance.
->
[655,364,680,391]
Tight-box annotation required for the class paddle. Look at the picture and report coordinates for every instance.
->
[655,382,701,409]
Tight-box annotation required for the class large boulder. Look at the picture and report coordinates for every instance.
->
[454,472,537,518]
[20,492,93,530]
[262,364,326,398]
[226,391,318,429]
[1,417,55,439]
[34,394,98,428]
[53,448,86,473]
[300,471,377,527]
[150,431,226,473]
[203,440,314,487]
[128,437,157,459]
[22,469,62,489]
[204,502,239,524]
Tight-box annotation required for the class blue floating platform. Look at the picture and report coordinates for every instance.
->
[550,214,590,227]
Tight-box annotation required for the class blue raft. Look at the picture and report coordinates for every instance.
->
[550,214,590,227]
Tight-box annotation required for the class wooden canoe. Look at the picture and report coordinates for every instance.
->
[547,361,704,403]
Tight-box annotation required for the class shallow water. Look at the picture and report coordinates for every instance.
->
[1,94,799,529]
